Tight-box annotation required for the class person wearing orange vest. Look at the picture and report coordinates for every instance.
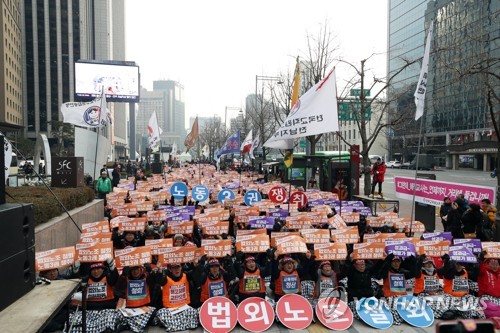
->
[198,257,236,303]
[156,263,200,331]
[375,253,416,325]
[271,252,313,302]
[437,254,485,320]
[234,253,271,302]
[114,264,157,332]
[86,260,119,310]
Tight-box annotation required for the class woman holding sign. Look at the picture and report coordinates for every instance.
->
[271,252,314,302]
[437,255,485,320]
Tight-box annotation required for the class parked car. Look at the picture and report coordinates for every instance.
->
[401,161,411,169]
[408,154,436,170]
[386,160,402,168]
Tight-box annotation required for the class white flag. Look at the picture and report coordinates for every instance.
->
[249,130,260,160]
[414,22,433,120]
[241,130,253,156]
[61,94,108,128]
[148,111,162,149]
[171,142,177,156]
[264,68,339,148]
[202,144,209,158]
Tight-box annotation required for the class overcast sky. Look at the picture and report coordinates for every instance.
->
[125,0,388,128]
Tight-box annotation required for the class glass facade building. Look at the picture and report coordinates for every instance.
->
[388,0,499,170]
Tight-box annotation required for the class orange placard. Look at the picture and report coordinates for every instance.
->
[114,246,152,270]
[167,220,194,235]
[330,226,360,244]
[328,215,348,229]
[36,247,75,271]
[270,232,301,246]
[352,242,386,260]
[378,212,399,220]
[285,216,313,230]
[300,229,331,244]
[366,216,393,228]
[75,241,114,262]
[148,192,169,205]
[118,217,147,232]
[106,199,125,209]
[393,220,425,233]
[482,242,500,259]
[201,239,233,258]
[275,235,308,254]
[235,234,270,253]
[314,243,348,260]
[112,203,139,217]
[196,213,223,226]
[415,240,450,257]
[364,233,407,243]
[82,220,110,233]
[79,231,112,243]
[340,213,360,223]
[145,239,173,255]
[308,212,328,225]
[129,191,149,201]
[237,228,267,236]
[107,191,128,200]
[157,246,201,265]
[235,209,260,223]
[202,221,230,236]
[136,201,154,212]
[147,210,167,223]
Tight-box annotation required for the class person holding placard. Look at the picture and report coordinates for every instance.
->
[234,252,272,302]
[114,264,158,332]
[196,257,237,303]
[375,253,417,325]
[86,260,119,310]
[311,260,345,303]
[438,254,485,320]
[413,255,451,319]
[271,252,314,302]
[155,263,200,331]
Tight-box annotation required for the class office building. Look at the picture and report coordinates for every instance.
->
[388,0,499,170]
[0,0,23,134]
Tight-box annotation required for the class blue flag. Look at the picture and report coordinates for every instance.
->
[217,130,240,158]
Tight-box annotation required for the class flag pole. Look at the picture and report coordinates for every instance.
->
[92,88,105,184]
[155,110,163,165]
[239,130,243,189]
[409,118,424,235]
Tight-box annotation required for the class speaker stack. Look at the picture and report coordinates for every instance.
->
[0,204,36,311]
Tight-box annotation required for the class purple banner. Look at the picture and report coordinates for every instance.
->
[356,207,372,216]
[422,232,453,242]
[449,245,478,263]
[324,199,340,207]
[308,199,325,207]
[268,209,289,220]
[395,176,496,207]
[385,241,416,258]
[157,204,169,211]
[172,206,196,215]
[166,213,191,222]
[248,216,275,229]
[341,201,365,207]
[225,182,240,189]
[453,238,482,254]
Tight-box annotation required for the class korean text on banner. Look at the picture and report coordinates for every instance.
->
[236,234,270,253]
[76,241,114,262]
[114,246,152,270]
[36,247,75,271]
[314,243,348,260]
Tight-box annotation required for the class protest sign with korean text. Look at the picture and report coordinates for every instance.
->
[236,234,270,253]
[330,226,360,244]
[275,235,308,254]
[300,229,331,244]
[36,246,75,271]
[314,243,348,260]
[114,246,152,270]
[352,242,386,260]
[201,239,233,258]
[75,241,114,262]
[81,220,110,233]
[415,240,450,257]
[157,246,200,265]
[145,239,173,255]
[167,220,194,235]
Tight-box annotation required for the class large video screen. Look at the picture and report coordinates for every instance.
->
[289,167,306,181]
[74,61,140,102]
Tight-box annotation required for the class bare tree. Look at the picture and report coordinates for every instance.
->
[199,117,227,161]
[48,120,74,156]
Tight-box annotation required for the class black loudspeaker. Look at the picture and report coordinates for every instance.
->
[0,204,35,261]
[151,162,162,174]
[0,246,36,311]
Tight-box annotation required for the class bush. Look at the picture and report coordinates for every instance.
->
[5,186,96,226]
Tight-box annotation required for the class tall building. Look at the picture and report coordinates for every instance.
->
[0,0,23,135]
[21,1,127,158]
[388,0,500,170]
[136,80,185,152]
